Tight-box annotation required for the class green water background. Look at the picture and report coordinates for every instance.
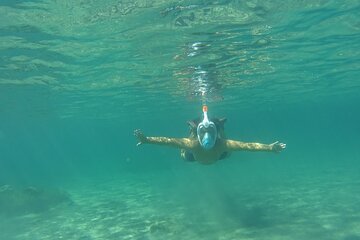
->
[0,0,360,239]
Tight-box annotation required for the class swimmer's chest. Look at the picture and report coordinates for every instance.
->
[192,142,227,164]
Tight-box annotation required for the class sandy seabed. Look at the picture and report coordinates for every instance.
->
[1,167,360,240]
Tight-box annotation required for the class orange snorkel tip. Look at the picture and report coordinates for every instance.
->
[202,105,208,113]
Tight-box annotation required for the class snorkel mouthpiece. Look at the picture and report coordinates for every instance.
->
[197,105,217,150]
[201,132,214,150]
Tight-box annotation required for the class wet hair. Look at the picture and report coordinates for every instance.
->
[187,117,227,139]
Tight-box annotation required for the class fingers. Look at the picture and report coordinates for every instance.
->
[134,129,145,146]
[272,141,286,149]
[272,141,286,152]
[278,143,286,149]
[276,143,286,152]
[134,129,142,137]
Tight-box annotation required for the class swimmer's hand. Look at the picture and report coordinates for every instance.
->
[134,129,148,146]
[270,141,286,153]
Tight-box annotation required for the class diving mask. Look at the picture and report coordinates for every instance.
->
[197,105,217,150]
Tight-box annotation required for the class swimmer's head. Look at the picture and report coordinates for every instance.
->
[197,105,217,150]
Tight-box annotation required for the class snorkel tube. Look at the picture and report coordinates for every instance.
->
[197,105,217,150]
[202,105,210,126]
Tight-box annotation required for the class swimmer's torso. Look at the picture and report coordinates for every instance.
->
[191,139,228,164]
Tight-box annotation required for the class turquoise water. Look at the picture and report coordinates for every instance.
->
[1,0,360,239]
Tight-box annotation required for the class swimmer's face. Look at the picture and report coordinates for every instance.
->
[197,121,217,150]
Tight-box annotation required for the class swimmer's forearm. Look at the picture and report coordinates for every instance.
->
[226,140,273,152]
[146,137,195,149]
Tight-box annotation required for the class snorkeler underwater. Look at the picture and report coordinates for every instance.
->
[134,105,286,165]
[2,1,360,239]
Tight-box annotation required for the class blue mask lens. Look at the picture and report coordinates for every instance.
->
[201,132,215,150]
[197,122,217,150]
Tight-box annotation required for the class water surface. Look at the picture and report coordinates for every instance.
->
[0,1,360,239]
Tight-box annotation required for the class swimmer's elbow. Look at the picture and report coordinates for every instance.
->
[182,139,197,149]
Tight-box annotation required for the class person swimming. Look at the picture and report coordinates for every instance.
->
[134,105,286,165]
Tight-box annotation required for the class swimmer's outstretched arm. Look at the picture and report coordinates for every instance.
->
[134,129,197,149]
[225,140,286,153]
